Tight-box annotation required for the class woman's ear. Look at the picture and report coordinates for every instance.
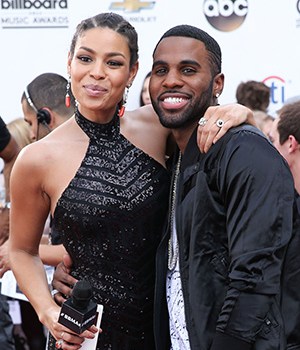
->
[128,61,139,87]
[67,52,72,75]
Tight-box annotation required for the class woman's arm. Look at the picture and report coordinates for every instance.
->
[9,145,59,325]
[9,145,94,348]
[132,103,255,157]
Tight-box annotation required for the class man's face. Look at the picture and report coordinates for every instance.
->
[149,36,219,129]
[269,117,289,161]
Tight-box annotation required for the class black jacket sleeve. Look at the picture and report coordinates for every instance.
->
[215,129,294,343]
[211,331,251,350]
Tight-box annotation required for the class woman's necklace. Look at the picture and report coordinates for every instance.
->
[168,152,182,270]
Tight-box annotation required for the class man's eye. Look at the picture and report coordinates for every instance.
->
[182,68,196,74]
[155,68,167,75]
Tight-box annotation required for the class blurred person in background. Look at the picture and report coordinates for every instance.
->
[0,72,75,350]
[269,101,300,194]
[236,80,273,136]
[268,100,300,349]
[0,116,18,350]
[5,118,32,350]
[139,71,151,106]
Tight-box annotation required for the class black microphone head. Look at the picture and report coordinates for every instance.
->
[71,280,93,310]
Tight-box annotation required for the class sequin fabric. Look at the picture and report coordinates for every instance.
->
[48,110,170,350]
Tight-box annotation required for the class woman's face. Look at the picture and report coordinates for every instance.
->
[68,27,138,120]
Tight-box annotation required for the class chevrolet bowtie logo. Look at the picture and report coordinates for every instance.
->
[110,0,155,12]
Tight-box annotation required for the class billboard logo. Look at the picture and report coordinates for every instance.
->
[263,76,286,107]
[1,0,69,28]
[110,0,155,13]
[203,0,248,32]
[1,0,67,9]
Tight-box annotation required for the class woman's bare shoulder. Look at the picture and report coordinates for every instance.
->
[124,104,169,134]
[120,105,170,166]
[14,118,84,173]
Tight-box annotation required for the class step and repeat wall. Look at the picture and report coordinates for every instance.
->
[0,0,300,122]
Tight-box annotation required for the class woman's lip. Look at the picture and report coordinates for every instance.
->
[84,85,107,96]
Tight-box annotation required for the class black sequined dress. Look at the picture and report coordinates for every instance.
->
[47,110,170,350]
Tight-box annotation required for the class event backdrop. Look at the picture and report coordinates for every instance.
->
[0,0,300,123]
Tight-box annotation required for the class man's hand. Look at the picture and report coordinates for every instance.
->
[52,253,78,306]
[197,104,255,153]
[0,240,10,278]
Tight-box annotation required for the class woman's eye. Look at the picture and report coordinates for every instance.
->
[107,61,123,67]
[77,56,91,63]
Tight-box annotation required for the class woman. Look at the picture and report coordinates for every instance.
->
[9,13,253,350]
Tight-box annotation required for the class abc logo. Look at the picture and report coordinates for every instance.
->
[203,0,248,32]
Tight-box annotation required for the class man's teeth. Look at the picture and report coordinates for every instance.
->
[163,97,184,103]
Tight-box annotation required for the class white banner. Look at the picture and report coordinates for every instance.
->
[1,0,299,122]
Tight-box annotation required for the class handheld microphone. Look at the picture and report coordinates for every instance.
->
[58,280,97,334]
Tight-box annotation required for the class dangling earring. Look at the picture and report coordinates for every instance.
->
[118,85,130,117]
[65,75,71,108]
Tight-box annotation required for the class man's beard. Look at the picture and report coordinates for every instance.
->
[153,83,214,130]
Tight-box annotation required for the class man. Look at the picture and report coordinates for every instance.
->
[268,101,300,349]
[150,25,295,350]
[0,72,75,275]
[0,73,75,350]
[21,72,75,142]
[51,26,295,350]
[269,101,300,194]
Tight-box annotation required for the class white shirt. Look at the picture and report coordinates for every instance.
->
[166,217,191,350]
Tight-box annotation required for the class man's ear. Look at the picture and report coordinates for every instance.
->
[213,73,225,98]
[288,135,299,154]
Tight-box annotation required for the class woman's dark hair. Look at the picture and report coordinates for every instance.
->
[70,12,139,68]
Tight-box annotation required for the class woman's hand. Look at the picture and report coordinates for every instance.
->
[197,104,255,153]
[41,298,98,349]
